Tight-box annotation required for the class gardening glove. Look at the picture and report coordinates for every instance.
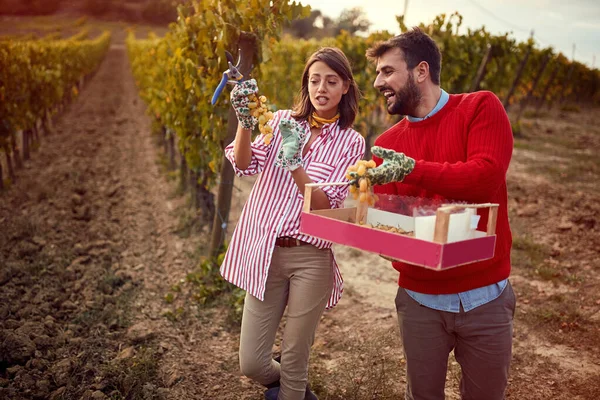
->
[275,119,308,172]
[350,146,415,186]
[230,79,259,130]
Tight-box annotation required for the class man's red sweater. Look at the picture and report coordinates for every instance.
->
[373,91,513,294]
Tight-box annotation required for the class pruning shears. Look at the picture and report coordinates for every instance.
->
[211,50,244,105]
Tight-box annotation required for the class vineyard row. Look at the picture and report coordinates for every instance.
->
[0,30,112,190]
[125,3,598,256]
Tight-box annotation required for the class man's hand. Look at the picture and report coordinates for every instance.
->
[275,119,308,171]
[230,79,259,130]
[350,146,415,186]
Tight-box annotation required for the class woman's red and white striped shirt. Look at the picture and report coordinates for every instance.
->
[221,109,365,308]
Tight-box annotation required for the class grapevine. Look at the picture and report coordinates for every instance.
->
[259,13,598,150]
[0,31,112,173]
[126,0,309,190]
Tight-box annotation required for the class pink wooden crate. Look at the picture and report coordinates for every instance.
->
[299,183,498,271]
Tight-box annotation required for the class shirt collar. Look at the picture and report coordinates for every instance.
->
[407,89,449,122]
[302,118,340,139]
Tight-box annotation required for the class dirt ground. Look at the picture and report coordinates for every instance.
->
[1,23,600,400]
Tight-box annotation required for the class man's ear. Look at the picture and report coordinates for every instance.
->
[415,61,430,84]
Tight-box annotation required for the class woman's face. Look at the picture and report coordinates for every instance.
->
[307,61,349,120]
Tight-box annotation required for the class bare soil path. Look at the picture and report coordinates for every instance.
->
[0,45,257,400]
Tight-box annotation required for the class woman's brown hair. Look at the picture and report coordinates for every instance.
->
[292,47,359,130]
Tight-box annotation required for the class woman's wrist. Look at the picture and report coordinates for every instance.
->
[238,126,252,135]
[290,166,305,175]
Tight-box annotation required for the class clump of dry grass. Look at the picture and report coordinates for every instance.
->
[309,327,405,400]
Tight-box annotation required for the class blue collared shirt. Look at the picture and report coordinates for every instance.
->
[404,89,507,313]
[406,88,450,122]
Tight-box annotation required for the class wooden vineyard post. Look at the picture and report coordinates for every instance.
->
[10,134,22,170]
[2,144,16,183]
[32,121,40,151]
[516,54,550,122]
[189,169,200,209]
[557,62,575,106]
[536,64,560,112]
[44,111,52,136]
[179,152,188,194]
[210,32,258,258]
[167,132,176,171]
[22,130,30,161]
[161,126,168,155]
[470,44,494,93]
[503,46,531,111]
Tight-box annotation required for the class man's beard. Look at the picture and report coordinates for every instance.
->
[386,74,422,116]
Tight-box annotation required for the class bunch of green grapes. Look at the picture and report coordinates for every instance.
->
[346,159,378,206]
[248,93,275,145]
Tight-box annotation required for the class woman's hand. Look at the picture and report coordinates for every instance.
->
[230,79,259,130]
[275,119,308,171]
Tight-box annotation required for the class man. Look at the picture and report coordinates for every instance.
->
[354,28,516,399]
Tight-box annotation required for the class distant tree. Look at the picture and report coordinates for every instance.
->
[335,7,371,35]
[321,15,335,31]
[289,9,322,38]
[287,8,371,38]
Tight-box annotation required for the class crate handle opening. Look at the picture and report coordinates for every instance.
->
[434,203,499,243]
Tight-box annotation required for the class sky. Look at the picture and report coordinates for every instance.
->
[299,0,599,68]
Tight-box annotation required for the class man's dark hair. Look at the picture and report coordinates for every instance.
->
[366,27,442,85]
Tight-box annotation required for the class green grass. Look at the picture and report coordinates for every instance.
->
[522,110,548,119]
[513,139,534,151]
[511,120,523,137]
[530,304,583,326]
[511,236,548,271]
[309,327,403,400]
[560,104,581,113]
[513,130,600,187]
[101,346,163,399]
[510,236,576,283]
[164,292,175,304]
[162,307,186,322]
[185,252,245,326]
[171,206,204,239]
[72,281,133,331]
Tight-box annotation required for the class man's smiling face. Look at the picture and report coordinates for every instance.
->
[374,48,422,116]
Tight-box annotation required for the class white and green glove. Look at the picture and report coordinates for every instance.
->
[230,79,259,130]
[275,119,308,171]
[350,146,416,186]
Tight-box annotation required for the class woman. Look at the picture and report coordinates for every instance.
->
[221,47,365,400]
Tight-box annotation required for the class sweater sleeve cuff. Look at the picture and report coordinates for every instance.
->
[402,160,425,185]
